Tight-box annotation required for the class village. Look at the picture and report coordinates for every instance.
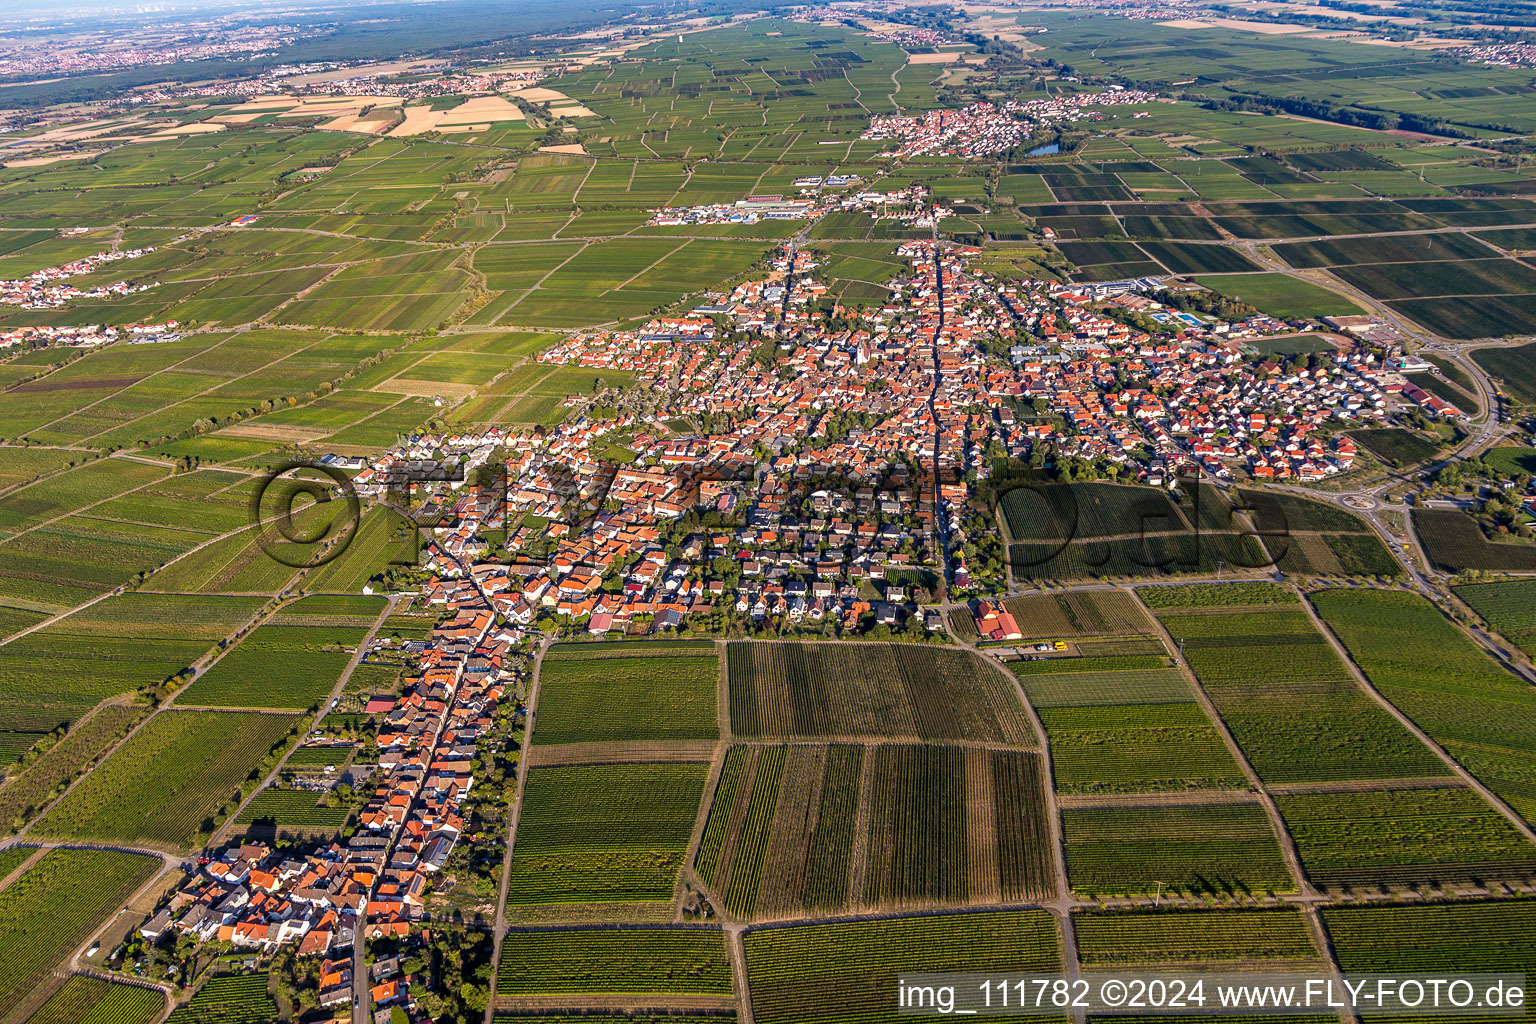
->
[0,247,158,310]
[125,528,529,1021]
[0,320,180,353]
[309,239,1457,644]
[644,181,934,228]
[859,91,1162,159]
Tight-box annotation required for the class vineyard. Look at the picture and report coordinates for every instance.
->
[1000,482,1187,542]
[1413,509,1536,573]
[1275,786,1536,889]
[723,745,787,920]
[0,593,265,735]
[997,483,1292,580]
[0,704,146,835]
[1322,900,1536,976]
[175,622,371,710]
[0,848,159,1010]
[1137,581,1296,609]
[494,927,733,1000]
[233,786,351,838]
[1454,579,1536,655]
[1311,588,1536,825]
[34,710,299,848]
[743,910,1062,1024]
[697,743,1053,918]
[1037,702,1248,794]
[165,973,277,1024]
[727,642,1034,745]
[534,650,720,746]
[1236,490,1377,534]
[272,594,386,621]
[862,744,969,908]
[1061,803,1296,897]
[1074,908,1323,967]
[22,974,163,1024]
[1156,606,1447,784]
[506,762,708,907]
[547,640,717,659]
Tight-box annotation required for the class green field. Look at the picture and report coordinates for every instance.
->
[1074,907,1324,967]
[1062,802,1294,897]
[0,848,159,1010]
[744,910,1062,1024]
[1311,588,1536,825]
[506,761,708,908]
[165,973,277,1024]
[535,646,720,746]
[1156,601,1446,784]
[495,927,733,999]
[1193,274,1364,319]
[34,709,298,848]
[22,974,163,1024]
[1275,786,1536,889]
[1455,579,1536,654]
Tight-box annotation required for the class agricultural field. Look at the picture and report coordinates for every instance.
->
[505,761,708,910]
[1275,786,1536,890]
[1349,427,1441,468]
[999,481,1279,579]
[1235,490,1400,577]
[1310,589,1536,825]
[33,709,298,849]
[534,643,719,748]
[1475,342,1536,405]
[989,589,1161,645]
[233,785,351,839]
[743,910,1062,1024]
[1062,802,1294,898]
[1455,579,1536,655]
[698,743,1054,918]
[1074,907,1325,968]
[1414,508,1536,573]
[1323,901,1536,1002]
[21,974,163,1024]
[494,927,733,1001]
[0,592,266,736]
[0,848,159,1011]
[0,704,147,835]
[165,973,278,1024]
[1154,590,1449,784]
[1036,700,1248,794]
[726,642,1034,745]
[174,595,384,710]
[1137,581,1297,609]
[1193,274,1363,320]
